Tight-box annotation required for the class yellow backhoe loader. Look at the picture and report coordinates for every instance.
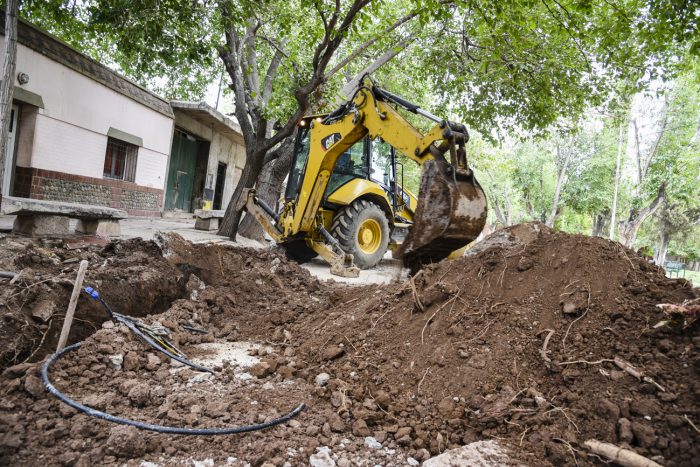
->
[240,77,487,277]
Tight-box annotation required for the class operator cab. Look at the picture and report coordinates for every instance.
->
[285,127,410,216]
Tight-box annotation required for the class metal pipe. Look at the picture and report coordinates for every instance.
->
[318,225,341,250]
[255,196,279,223]
[0,271,16,279]
[372,86,442,123]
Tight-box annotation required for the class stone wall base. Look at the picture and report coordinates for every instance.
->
[12,166,163,216]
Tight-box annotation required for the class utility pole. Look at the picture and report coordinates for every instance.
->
[0,0,19,202]
[609,122,623,240]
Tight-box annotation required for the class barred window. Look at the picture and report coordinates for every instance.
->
[103,137,138,182]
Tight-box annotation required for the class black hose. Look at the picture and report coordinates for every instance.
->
[0,271,16,279]
[42,343,306,435]
[182,325,208,334]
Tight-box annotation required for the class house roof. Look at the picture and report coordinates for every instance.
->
[1,16,174,118]
[171,100,243,141]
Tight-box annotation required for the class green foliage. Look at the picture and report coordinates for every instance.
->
[564,121,619,216]
[414,0,696,137]
[510,141,557,222]
[16,0,700,251]
[20,0,698,134]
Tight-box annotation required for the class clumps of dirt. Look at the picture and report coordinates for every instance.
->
[289,223,699,466]
[0,236,188,370]
[0,233,416,466]
[0,232,326,371]
[1,224,698,466]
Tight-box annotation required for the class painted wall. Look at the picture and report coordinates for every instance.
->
[172,110,246,208]
[2,38,174,190]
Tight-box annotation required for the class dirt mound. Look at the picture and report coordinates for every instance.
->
[289,223,699,465]
[1,224,698,466]
[1,234,392,466]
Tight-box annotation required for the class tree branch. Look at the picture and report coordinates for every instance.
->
[644,94,670,179]
[261,0,370,153]
[325,11,419,80]
[220,28,254,142]
[243,19,261,106]
[262,49,284,107]
[541,0,591,72]
[340,33,417,98]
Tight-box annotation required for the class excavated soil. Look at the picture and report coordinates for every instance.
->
[1,223,699,466]
[0,235,187,370]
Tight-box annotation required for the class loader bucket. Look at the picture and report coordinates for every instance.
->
[395,159,487,273]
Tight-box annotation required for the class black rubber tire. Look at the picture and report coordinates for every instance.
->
[280,240,318,264]
[330,199,391,269]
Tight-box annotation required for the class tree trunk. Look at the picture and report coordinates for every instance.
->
[238,138,295,240]
[591,210,609,237]
[609,123,624,240]
[0,0,19,201]
[546,142,572,228]
[618,184,666,247]
[217,147,265,239]
[656,230,670,266]
[490,193,507,227]
[504,188,511,226]
[632,119,642,184]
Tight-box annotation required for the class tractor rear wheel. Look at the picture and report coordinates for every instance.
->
[331,199,390,269]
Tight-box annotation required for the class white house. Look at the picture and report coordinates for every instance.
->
[1,17,244,216]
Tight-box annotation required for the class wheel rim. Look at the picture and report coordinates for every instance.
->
[357,218,382,254]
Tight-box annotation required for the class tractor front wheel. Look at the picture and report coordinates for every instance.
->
[331,200,390,269]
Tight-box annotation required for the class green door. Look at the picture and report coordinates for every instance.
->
[165,131,198,211]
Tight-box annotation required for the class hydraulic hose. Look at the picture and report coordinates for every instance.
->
[42,343,306,435]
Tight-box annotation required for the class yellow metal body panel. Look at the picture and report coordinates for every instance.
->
[326,179,392,208]
[285,87,445,235]
[243,83,487,276]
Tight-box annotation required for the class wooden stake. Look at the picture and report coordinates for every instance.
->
[56,260,88,352]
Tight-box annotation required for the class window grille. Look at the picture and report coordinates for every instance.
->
[103,137,138,182]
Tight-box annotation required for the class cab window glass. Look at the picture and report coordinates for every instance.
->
[325,139,368,196]
[370,139,393,187]
[285,128,311,200]
[334,141,367,177]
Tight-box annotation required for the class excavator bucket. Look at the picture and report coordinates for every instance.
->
[396,159,487,273]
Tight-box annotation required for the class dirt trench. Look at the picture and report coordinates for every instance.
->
[0,233,308,370]
[0,224,698,466]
